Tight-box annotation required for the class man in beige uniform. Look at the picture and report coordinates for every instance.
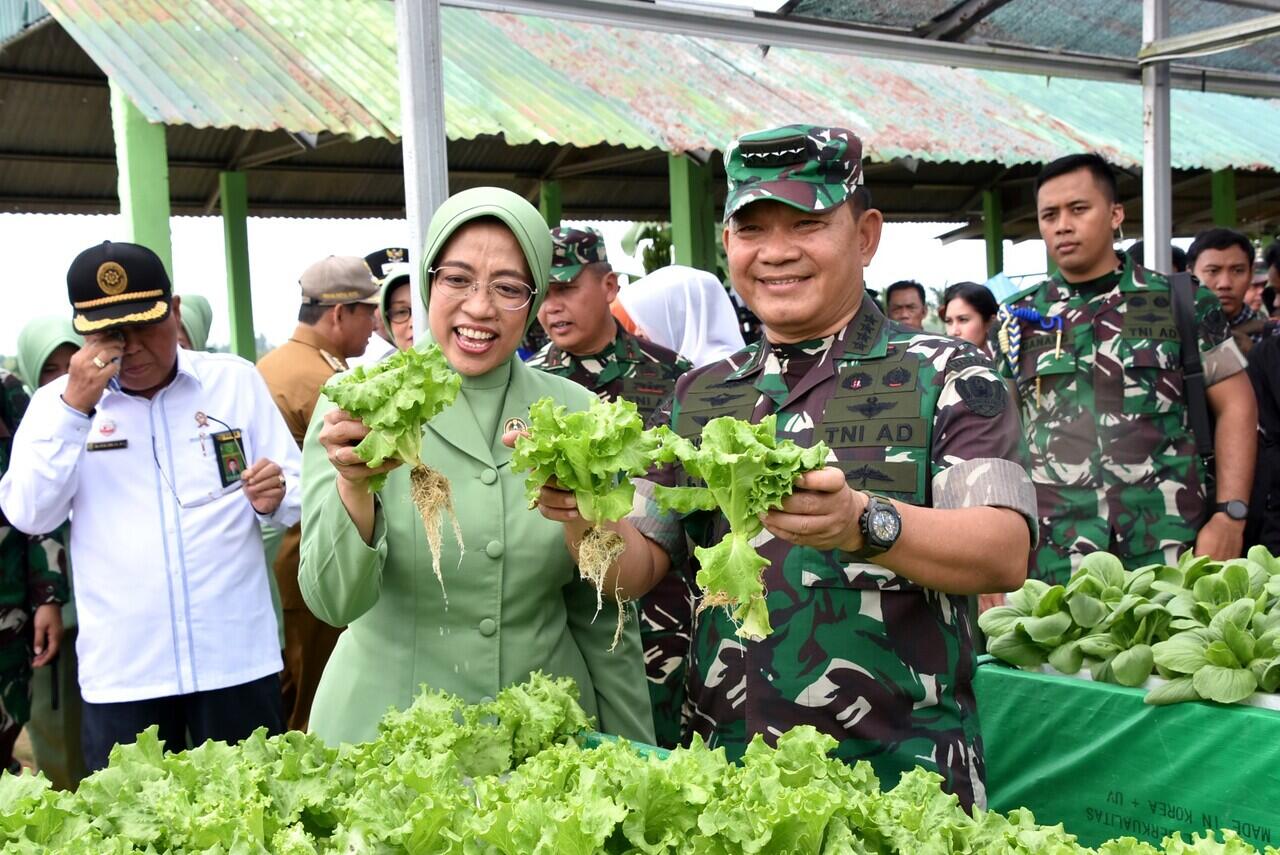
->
[257,256,379,731]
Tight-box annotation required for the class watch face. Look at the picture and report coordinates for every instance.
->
[870,508,901,544]
[1226,500,1248,520]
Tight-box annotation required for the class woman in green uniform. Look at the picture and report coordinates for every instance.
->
[299,188,653,747]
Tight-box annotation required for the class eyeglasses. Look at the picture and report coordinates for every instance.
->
[387,307,413,324]
[428,266,534,312]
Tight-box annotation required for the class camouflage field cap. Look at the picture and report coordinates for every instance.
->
[723,125,864,221]
[549,226,608,283]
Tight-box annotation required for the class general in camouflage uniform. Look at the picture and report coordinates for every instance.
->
[626,125,1038,808]
[999,157,1253,585]
[0,370,68,771]
[528,226,694,748]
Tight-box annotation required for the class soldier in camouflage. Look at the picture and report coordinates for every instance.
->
[998,154,1257,584]
[527,226,695,748]
[529,125,1037,809]
[0,369,68,773]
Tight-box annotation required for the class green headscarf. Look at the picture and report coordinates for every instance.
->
[379,262,412,336]
[420,187,552,336]
[16,316,83,392]
[179,294,214,351]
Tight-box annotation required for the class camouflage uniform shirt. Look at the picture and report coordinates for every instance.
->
[526,321,690,423]
[527,322,694,748]
[630,297,1037,808]
[0,370,68,731]
[998,254,1247,584]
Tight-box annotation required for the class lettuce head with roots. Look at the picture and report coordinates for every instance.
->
[323,343,463,593]
[653,415,829,641]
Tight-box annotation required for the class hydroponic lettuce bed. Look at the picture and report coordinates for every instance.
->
[0,672,1273,854]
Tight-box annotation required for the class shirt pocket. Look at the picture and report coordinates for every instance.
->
[1016,348,1077,418]
[1122,340,1183,415]
[172,431,245,508]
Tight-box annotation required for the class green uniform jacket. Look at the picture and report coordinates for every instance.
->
[298,356,654,748]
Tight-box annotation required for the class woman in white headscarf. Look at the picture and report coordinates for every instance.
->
[616,265,745,368]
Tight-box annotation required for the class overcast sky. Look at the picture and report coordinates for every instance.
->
[0,212,1057,356]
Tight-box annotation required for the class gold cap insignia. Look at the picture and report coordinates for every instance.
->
[387,248,405,262]
[504,417,528,435]
[96,261,128,296]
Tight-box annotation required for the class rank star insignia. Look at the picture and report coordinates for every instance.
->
[504,417,527,434]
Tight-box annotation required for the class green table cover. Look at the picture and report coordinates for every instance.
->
[975,660,1280,849]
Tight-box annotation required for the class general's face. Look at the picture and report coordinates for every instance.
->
[1037,168,1124,280]
[943,297,991,349]
[387,282,414,351]
[537,265,619,355]
[39,343,79,387]
[1192,245,1253,320]
[723,200,881,344]
[427,220,532,376]
[887,288,927,329]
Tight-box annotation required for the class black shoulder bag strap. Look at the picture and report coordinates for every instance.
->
[1168,271,1216,495]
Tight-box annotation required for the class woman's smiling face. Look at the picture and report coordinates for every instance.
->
[427,219,533,376]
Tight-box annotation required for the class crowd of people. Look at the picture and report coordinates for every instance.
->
[0,124,1277,813]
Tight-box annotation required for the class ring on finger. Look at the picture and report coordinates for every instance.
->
[277,474,286,486]
[91,356,107,369]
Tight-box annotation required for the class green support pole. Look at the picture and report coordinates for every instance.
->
[109,82,173,277]
[539,180,562,228]
[668,154,717,273]
[1211,169,1237,228]
[220,171,256,362]
[982,189,1004,279]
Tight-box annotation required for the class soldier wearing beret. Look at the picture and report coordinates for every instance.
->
[256,255,381,732]
[0,241,300,771]
[530,125,1037,807]
[526,226,694,748]
[998,154,1257,583]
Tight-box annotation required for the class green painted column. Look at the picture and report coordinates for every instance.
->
[539,180,562,228]
[668,154,717,273]
[219,171,256,362]
[109,82,172,277]
[1211,169,1237,228]
[982,189,1004,279]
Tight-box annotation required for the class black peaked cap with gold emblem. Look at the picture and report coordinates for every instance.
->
[67,241,172,334]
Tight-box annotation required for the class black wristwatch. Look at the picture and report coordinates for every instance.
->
[858,496,902,557]
[1216,500,1249,521]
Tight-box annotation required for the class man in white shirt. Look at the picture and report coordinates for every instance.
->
[0,241,301,770]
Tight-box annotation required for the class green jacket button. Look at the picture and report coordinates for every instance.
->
[485,540,504,559]
[478,618,497,637]
[480,468,498,485]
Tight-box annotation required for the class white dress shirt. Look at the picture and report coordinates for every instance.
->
[0,348,300,704]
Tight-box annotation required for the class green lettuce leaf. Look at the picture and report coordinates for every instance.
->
[652,415,828,640]
[511,396,660,525]
[322,343,461,492]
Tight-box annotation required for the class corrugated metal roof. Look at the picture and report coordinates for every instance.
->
[787,0,1280,75]
[0,0,47,45]
[34,0,1280,172]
